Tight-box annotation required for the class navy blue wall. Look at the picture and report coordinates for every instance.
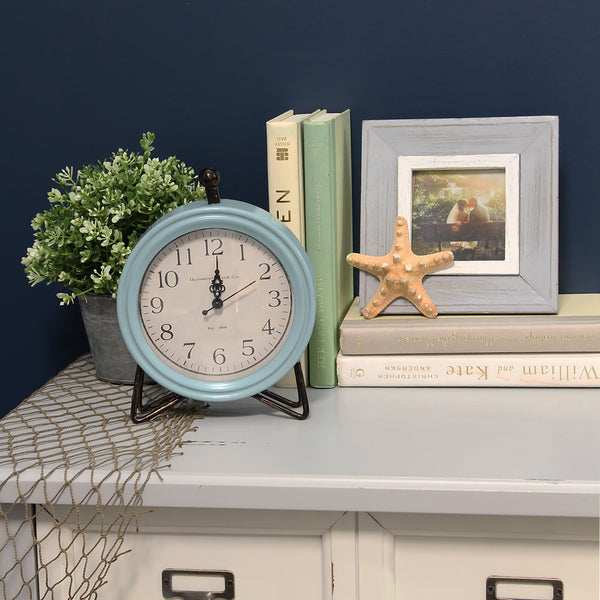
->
[3,1,599,416]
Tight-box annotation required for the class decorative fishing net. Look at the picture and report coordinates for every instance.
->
[0,355,200,600]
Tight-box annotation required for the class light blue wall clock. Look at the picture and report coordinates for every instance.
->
[117,172,316,418]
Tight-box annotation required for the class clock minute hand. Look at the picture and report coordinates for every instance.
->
[222,279,257,302]
[202,279,257,315]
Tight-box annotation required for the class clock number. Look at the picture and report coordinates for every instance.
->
[213,348,226,365]
[268,290,281,307]
[239,244,246,261]
[160,324,174,340]
[158,270,179,288]
[183,342,195,359]
[261,319,274,334]
[176,248,192,266]
[204,238,223,256]
[242,339,255,356]
[150,297,164,313]
[258,262,271,280]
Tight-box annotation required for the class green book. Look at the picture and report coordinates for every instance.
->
[303,110,354,388]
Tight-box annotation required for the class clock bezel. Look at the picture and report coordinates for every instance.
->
[117,198,316,402]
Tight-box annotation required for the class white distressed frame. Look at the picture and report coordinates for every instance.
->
[360,116,558,314]
[398,153,520,275]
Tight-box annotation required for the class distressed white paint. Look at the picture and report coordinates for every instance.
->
[4,384,599,517]
[3,365,600,597]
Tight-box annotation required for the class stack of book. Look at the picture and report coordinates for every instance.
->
[336,295,600,387]
[266,109,354,388]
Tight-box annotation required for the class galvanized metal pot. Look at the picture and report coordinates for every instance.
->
[78,294,140,384]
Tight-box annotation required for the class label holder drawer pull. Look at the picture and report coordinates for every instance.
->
[486,576,563,600]
[162,569,235,600]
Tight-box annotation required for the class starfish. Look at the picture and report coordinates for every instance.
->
[346,216,454,318]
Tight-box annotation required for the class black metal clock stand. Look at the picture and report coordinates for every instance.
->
[252,361,310,420]
[130,360,310,423]
[128,168,310,424]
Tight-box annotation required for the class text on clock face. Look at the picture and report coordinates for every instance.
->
[138,228,294,381]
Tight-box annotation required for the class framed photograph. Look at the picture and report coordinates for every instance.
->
[398,153,520,276]
[359,116,558,314]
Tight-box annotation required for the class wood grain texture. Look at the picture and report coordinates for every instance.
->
[360,116,559,314]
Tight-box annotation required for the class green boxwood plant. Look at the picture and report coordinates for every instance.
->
[23,132,206,305]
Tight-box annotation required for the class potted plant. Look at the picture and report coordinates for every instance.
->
[22,132,206,383]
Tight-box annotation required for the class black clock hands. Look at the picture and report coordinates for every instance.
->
[208,256,226,310]
[202,279,257,315]
[203,255,256,315]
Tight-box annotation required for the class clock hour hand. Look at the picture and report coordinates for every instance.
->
[202,279,256,315]
[208,256,226,309]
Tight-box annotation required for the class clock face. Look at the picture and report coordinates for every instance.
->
[118,198,316,402]
[139,227,294,381]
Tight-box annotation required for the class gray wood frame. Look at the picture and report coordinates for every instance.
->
[359,116,559,314]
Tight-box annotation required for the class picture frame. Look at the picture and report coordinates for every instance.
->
[359,116,558,314]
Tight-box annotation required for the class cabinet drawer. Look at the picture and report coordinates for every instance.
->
[358,513,599,600]
[36,507,357,600]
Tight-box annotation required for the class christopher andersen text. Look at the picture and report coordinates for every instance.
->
[393,331,595,349]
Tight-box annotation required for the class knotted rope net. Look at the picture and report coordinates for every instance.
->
[0,355,201,600]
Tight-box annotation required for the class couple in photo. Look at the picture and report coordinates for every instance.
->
[446,197,490,224]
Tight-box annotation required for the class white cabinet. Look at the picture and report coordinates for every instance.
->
[1,504,37,600]
[358,513,598,599]
[36,508,599,599]
[36,507,358,600]
[2,360,600,599]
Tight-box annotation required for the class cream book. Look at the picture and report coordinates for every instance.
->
[266,109,324,244]
[266,109,323,386]
[337,352,600,387]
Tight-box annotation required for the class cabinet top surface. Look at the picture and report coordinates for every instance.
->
[2,357,599,516]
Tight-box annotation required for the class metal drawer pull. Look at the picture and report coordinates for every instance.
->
[162,569,235,600]
[486,576,563,600]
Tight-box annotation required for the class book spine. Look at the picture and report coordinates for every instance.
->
[304,118,337,387]
[335,112,354,332]
[336,352,600,387]
[303,111,353,388]
[339,319,600,355]
[266,117,306,244]
[266,112,312,387]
